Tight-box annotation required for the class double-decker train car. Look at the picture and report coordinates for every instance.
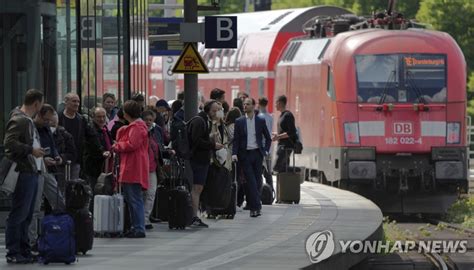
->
[149,5,350,112]
[275,14,469,214]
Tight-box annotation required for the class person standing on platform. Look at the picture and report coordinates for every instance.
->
[258,97,274,188]
[3,89,45,264]
[232,98,271,218]
[188,100,224,227]
[102,93,119,124]
[112,100,149,238]
[272,95,298,173]
[29,104,65,248]
[50,112,76,193]
[58,93,96,180]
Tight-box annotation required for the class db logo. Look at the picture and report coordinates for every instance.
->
[305,230,335,264]
[393,122,413,135]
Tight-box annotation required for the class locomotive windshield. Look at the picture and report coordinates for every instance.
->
[355,54,446,103]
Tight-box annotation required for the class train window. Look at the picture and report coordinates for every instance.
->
[355,54,446,103]
[327,67,335,100]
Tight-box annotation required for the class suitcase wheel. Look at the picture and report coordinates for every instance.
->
[82,251,87,255]
[294,200,299,204]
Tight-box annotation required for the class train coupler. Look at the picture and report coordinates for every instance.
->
[398,169,408,193]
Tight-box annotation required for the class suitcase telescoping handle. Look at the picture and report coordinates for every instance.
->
[65,160,71,181]
[284,148,296,173]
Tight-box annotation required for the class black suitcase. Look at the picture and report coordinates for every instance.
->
[207,181,237,219]
[71,208,93,254]
[167,158,193,230]
[64,162,92,211]
[168,187,193,229]
[207,163,238,219]
[151,184,169,222]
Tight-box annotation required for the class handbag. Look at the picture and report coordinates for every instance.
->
[0,158,19,195]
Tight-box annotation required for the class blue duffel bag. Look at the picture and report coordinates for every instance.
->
[38,213,76,265]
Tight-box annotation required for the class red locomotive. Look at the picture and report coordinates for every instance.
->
[275,8,468,214]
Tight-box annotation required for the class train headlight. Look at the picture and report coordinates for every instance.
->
[344,122,360,144]
[446,122,460,144]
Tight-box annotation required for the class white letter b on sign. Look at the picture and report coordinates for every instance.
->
[217,18,233,41]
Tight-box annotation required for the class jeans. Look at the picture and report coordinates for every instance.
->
[5,172,39,256]
[29,173,65,244]
[241,150,263,211]
[143,172,157,226]
[123,183,145,234]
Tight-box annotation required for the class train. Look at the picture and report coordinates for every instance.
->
[149,6,351,112]
[151,5,469,214]
[274,9,468,214]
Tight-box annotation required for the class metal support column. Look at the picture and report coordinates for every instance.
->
[123,0,131,100]
[183,0,198,121]
[26,2,41,90]
[163,0,177,101]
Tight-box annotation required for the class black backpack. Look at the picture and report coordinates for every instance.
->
[170,116,203,160]
[261,183,275,205]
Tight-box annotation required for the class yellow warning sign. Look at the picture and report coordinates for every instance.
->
[172,43,209,74]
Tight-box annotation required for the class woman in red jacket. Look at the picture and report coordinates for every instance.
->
[112,100,149,238]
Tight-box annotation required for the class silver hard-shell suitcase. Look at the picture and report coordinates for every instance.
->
[93,193,124,235]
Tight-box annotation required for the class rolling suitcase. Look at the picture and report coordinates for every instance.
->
[276,150,300,204]
[72,208,93,254]
[38,161,76,264]
[65,161,91,211]
[151,184,169,222]
[63,161,94,254]
[38,213,76,264]
[93,193,124,236]
[207,163,237,219]
[168,158,193,230]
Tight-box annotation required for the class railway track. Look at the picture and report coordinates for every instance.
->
[353,217,474,270]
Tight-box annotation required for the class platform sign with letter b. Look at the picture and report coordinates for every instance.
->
[205,16,237,49]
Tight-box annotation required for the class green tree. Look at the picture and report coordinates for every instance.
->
[417,0,474,71]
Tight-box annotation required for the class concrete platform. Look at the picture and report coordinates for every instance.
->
[0,181,383,270]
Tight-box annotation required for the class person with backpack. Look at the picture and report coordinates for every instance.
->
[272,95,300,173]
[188,100,224,227]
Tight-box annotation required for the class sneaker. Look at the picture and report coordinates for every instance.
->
[6,254,29,264]
[145,224,154,230]
[191,217,209,228]
[126,231,146,238]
